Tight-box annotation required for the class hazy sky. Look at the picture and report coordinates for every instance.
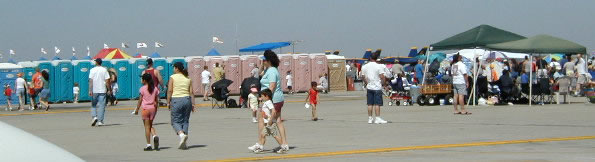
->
[1,0,593,61]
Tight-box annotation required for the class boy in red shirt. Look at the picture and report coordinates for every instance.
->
[305,82,319,121]
[4,84,13,111]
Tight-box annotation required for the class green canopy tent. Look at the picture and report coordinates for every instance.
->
[486,34,587,106]
[426,24,526,106]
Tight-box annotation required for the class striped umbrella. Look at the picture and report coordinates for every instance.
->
[93,48,132,59]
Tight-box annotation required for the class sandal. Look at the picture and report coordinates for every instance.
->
[461,112,472,115]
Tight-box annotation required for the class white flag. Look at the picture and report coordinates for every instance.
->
[137,42,148,48]
[104,44,109,49]
[86,46,90,56]
[212,37,223,44]
[72,47,76,56]
[121,43,129,48]
[41,48,47,55]
[155,42,164,48]
[9,49,15,55]
[54,46,61,54]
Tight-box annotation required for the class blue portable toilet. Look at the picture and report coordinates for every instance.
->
[111,59,133,100]
[167,57,187,78]
[52,60,74,103]
[73,60,93,102]
[152,58,168,98]
[17,61,36,81]
[130,58,147,99]
[0,63,23,105]
[101,60,113,69]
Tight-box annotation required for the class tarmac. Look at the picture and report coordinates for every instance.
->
[1,91,594,162]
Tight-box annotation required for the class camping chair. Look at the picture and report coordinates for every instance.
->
[211,86,229,109]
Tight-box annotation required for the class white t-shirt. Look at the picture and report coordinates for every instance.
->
[201,70,211,84]
[16,78,26,89]
[451,61,468,85]
[261,100,275,123]
[361,62,386,91]
[576,58,587,74]
[285,75,293,86]
[73,87,80,94]
[88,66,110,93]
[319,76,328,88]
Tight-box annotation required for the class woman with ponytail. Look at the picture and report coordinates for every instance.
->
[167,62,195,150]
[134,73,161,151]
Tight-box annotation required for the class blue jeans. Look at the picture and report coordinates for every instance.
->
[91,93,107,122]
[171,97,192,134]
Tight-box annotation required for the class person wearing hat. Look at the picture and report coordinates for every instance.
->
[247,84,259,123]
[88,58,111,126]
[391,59,404,77]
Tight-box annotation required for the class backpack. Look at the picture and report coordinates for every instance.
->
[227,99,239,108]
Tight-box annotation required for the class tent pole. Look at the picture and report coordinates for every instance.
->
[422,49,430,84]
[529,54,533,106]
[467,48,480,106]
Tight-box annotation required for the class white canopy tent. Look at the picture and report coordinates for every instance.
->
[452,49,528,60]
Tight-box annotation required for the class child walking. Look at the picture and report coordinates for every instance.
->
[4,84,13,111]
[134,74,160,151]
[305,82,319,121]
[248,89,283,153]
[28,82,36,110]
[73,83,80,103]
[248,85,259,123]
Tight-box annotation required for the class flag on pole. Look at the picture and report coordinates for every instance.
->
[155,42,164,48]
[137,42,148,48]
[121,43,129,48]
[86,46,90,56]
[41,48,47,55]
[54,46,61,54]
[212,37,223,44]
[9,49,15,55]
[104,44,109,49]
[72,47,76,56]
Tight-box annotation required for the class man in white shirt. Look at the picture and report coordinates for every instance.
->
[361,52,388,124]
[285,71,293,94]
[575,54,588,96]
[318,74,328,93]
[88,58,111,126]
[201,66,211,101]
[451,54,470,115]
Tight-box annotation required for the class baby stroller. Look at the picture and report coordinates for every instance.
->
[388,76,412,106]
[211,79,233,109]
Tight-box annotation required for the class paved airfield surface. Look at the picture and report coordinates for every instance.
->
[1,91,595,162]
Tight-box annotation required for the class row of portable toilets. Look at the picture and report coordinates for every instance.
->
[0,54,335,105]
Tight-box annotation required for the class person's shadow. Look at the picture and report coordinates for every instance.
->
[186,145,207,149]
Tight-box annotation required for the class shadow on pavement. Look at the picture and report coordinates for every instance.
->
[187,145,207,149]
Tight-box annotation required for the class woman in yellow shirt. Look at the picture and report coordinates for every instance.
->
[167,62,196,150]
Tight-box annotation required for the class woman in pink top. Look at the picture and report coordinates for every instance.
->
[134,74,160,151]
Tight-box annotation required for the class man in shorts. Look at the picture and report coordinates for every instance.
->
[361,52,388,124]
[451,54,471,115]
[201,66,211,101]
[575,54,588,96]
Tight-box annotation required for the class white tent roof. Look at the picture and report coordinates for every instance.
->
[451,49,528,60]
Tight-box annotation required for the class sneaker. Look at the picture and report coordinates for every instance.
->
[248,143,261,151]
[368,117,374,124]
[97,122,104,126]
[508,102,514,106]
[9,107,13,111]
[91,117,98,126]
[153,136,160,151]
[143,146,153,151]
[276,145,289,154]
[374,117,388,124]
[178,134,188,149]
[252,118,258,123]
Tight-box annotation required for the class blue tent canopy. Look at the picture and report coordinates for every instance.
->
[207,48,221,56]
[82,56,92,60]
[52,56,61,60]
[239,42,291,52]
[70,56,78,60]
[39,57,48,61]
[151,52,161,58]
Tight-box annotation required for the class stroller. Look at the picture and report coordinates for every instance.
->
[211,79,233,109]
[387,76,412,106]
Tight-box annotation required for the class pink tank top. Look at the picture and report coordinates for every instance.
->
[140,85,159,110]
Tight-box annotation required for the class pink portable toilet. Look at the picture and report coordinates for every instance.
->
[277,54,293,92]
[240,55,262,79]
[224,56,241,95]
[292,54,312,92]
[186,56,205,95]
[310,54,328,84]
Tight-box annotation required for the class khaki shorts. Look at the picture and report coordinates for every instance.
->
[577,74,587,84]
[202,83,210,92]
[453,84,467,95]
